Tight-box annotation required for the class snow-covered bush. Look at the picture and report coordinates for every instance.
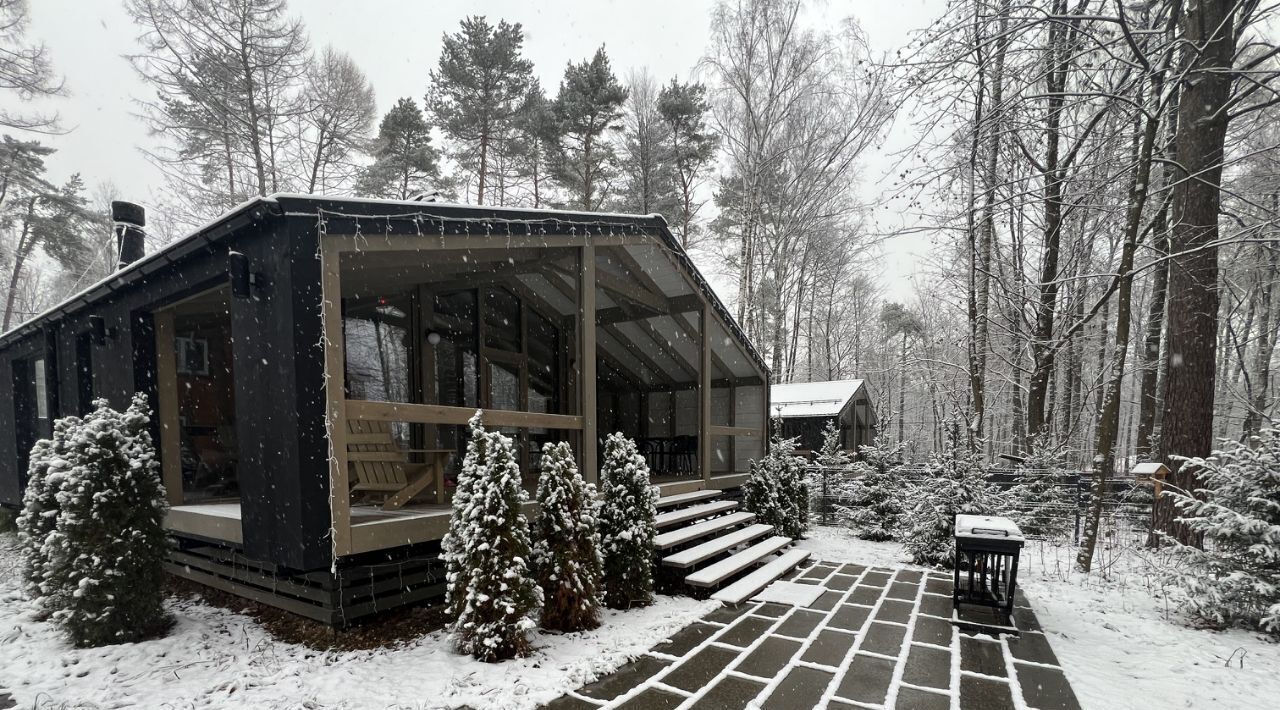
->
[744,428,809,539]
[902,441,1003,567]
[23,396,170,646]
[597,433,658,609]
[16,417,78,604]
[1006,444,1072,540]
[1162,430,1280,637]
[841,433,906,542]
[532,441,602,632]
[442,412,542,661]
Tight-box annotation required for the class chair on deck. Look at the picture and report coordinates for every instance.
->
[345,419,449,510]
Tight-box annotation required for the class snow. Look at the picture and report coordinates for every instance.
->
[955,514,1025,542]
[752,580,825,606]
[797,525,1280,710]
[0,533,717,709]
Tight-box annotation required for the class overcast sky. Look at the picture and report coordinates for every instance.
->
[24,0,944,300]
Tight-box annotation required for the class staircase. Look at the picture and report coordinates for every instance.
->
[654,489,811,604]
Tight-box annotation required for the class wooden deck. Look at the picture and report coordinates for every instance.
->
[164,476,749,555]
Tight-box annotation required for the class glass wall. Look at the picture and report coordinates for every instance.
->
[169,287,239,503]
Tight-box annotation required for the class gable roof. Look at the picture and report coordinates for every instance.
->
[770,379,867,419]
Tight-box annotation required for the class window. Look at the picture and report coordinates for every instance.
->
[32,358,47,420]
[175,336,209,376]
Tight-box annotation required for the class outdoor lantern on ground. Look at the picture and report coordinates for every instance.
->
[953,514,1025,615]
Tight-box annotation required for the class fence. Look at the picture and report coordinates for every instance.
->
[807,465,1155,545]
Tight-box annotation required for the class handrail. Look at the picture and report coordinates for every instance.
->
[345,399,584,430]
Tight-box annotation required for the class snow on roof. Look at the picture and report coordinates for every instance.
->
[769,379,866,419]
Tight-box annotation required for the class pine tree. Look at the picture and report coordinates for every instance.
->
[1006,444,1071,539]
[1162,430,1280,636]
[441,412,542,661]
[509,83,558,208]
[38,396,170,647]
[357,97,444,200]
[842,433,906,542]
[427,16,534,206]
[597,432,658,609]
[550,46,628,211]
[656,78,718,247]
[903,441,1002,567]
[743,427,810,539]
[532,441,603,632]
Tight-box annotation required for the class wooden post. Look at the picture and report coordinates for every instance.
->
[320,241,351,558]
[700,304,712,485]
[152,308,183,506]
[580,244,598,483]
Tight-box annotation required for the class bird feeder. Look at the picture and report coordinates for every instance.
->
[1131,462,1171,498]
[954,514,1025,615]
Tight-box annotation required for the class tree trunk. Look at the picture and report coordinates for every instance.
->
[2,197,38,332]
[1154,0,1236,546]
[1242,214,1278,438]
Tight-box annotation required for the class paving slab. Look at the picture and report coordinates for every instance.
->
[614,687,685,710]
[543,694,600,710]
[687,675,766,710]
[662,646,739,692]
[902,644,952,690]
[734,636,801,678]
[759,666,833,710]
[809,589,844,611]
[652,622,718,657]
[837,563,866,576]
[753,602,790,618]
[848,584,884,606]
[861,570,892,587]
[925,577,953,595]
[874,599,915,624]
[895,687,951,710]
[718,615,776,647]
[886,581,918,600]
[860,622,907,656]
[1006,631,1060,665]
[702,604,753,625]
[800,629,857,666]
[912,614,954,646]
[579,655,671,699]
[919,593,954,617]
[961,675,1016,710]
[1016,663,1083,710]
[960,634,1007,677]
[773,609,824,638]
[835,653,894,705]
[824,573,858,591]
[829,603,871,631]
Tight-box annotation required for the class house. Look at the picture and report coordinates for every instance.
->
[0,195,771,623]
[769,379,877,455]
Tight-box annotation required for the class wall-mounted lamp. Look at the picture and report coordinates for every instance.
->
[88,315,115,345]
[425,330,442,346]
[229,251,264,299]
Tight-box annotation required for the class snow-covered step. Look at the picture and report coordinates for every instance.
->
[654,511,755,550]
[712,549,813,604]
[655,489,723,510]
[685,536,794,588]
[663,524,775,568]
[655,500,738,529]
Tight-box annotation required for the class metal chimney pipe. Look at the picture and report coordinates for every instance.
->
[112,201,146,269]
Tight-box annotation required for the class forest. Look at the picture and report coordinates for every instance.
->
[1,0,1277,495]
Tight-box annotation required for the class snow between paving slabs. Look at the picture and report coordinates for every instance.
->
[0,534,716,710]
[799,525,1280,710]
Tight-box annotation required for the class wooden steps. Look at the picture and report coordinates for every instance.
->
[711,549,813,604]
[655,500,738,529]
[655,511,756,550]
[663,523,774,568]
[686,536,793,588]
[655,489,723,509]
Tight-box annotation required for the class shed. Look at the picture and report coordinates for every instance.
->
[769,379,876,454]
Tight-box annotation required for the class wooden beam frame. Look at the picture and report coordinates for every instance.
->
[580,244,598,483]
[699,303,712,484]
[152,308,183,506]
[320,239,352,557]
[346,399,583,430]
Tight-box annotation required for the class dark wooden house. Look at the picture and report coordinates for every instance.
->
[770,379,877,455]
[0,195,770,623]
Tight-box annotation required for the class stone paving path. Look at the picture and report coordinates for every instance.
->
[546,560,1082,710]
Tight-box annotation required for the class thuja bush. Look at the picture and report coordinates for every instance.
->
[744,428,809,540]
[442,412,542,661]
[19,396,171,646]
[842,433,907,542]
[1162,431,1280,637]
[1006,444,1072,540]
[532,441,603,632]
[597,433,658,609]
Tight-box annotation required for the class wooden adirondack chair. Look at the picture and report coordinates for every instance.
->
[345,419,450,509]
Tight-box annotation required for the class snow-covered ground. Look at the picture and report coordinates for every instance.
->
[0,533,716,710]
[800,524,1280,710]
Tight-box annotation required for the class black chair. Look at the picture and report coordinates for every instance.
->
[672,435,697,475]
